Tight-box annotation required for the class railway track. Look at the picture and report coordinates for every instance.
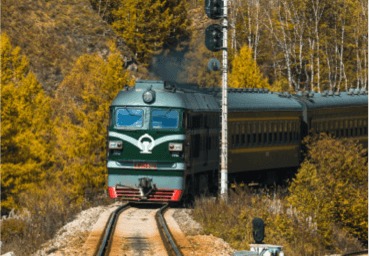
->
[96,202,182,256]
[342,251,368,256]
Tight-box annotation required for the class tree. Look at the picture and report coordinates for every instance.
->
[288,134,368,246]
[228,45,270,89]
[1,33,54,212]
[52,43,134,201]
[111,0,191,65]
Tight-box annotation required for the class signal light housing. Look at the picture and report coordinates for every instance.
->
[205,0,223,20]
[205,24,223,52]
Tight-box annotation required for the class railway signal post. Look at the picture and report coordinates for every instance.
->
[205,0,228,200]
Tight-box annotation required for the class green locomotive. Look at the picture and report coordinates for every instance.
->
[107,80,368,202]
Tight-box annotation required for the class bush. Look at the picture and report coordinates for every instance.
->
[192,185,364,256]
[288,134,368,246]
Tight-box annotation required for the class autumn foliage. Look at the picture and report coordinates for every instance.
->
[1,33,54,211]
[51,43,134,202]
[288,134,368,245]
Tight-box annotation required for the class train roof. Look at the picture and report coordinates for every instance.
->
[111,80,367,113]
[292,89,368,109]
[226,90,302,112]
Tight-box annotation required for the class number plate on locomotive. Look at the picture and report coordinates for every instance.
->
[134,163,157,169]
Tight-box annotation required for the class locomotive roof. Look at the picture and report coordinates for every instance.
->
[110,80,220,112]
[292,90,368,109]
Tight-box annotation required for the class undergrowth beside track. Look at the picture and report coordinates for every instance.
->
[191,187,364,256]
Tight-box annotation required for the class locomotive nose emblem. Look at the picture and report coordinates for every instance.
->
[138,134,155,154]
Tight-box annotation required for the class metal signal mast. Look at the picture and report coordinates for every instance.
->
[205,0,228,200]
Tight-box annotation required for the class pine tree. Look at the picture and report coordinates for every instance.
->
[111,0,190,65]
[1,33,54,211]
[228,45,270,89]
[53,43,134,200]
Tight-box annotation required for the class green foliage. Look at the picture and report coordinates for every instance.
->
[111,0,191,65]
[288,134,368,245]
[228,45,270,89]
[1,33,54,212]
[52,44,134,201]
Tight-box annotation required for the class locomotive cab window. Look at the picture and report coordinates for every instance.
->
[151,109,179,129]
[116,108,144,128]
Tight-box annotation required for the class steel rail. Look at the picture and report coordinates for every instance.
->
[342,250,368,256]
[156,203,183,256]
[96,203,131,256]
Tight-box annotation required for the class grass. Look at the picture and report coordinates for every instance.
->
[0,185,113,256]
[191,185,364,256]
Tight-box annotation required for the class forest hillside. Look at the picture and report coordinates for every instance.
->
[0,0,367,255]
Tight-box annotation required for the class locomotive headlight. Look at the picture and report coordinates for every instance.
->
[109,140,123,149]
[168,143,183,151]
[143,90,155,104]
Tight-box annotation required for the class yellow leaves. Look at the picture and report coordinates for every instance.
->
[53,46,133,201]
[1,33,54,212]
[229,45,270,89]
[288,134,368,245]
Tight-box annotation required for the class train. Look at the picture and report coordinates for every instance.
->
[106,80,368,202]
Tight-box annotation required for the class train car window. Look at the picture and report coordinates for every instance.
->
[268,122,273,144]
[247,122,251,146]
[349,120,353,137]
[358,119,362,136]
[258,122,262,145]
[335,120,339,138]
[288,122,292,143]
[263,122,267,145]
[284,121,288,143]
[364,119,368,135]
[340,120,344,137]
[253,122,257,146]
[344,120,348,137]
[241,123,246,146]
[354,119,358,137]
[236,123,240,147]
[274,122,278,144]
[295,121,299,141]
[231,122,235,148]
[279,121,283,143]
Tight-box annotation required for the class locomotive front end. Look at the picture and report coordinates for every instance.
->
[107,81,186,202]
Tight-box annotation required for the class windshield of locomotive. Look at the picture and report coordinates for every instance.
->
[151,109,179,129]
[116,108,144,128]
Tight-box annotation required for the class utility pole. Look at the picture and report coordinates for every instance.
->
[220,0,228,201]
[204,0,228,201]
